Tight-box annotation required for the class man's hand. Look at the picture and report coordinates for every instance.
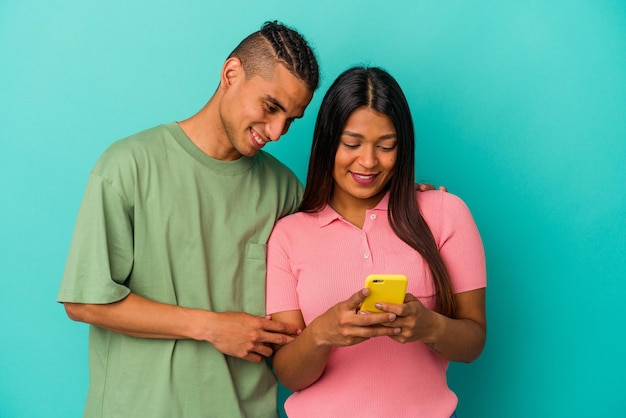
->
[204,312,301,362]
[415,183,447,192]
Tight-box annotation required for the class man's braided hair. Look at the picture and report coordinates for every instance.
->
[228,21,319,91]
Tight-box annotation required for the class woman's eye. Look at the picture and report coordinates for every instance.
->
[342,142,359,149]
[377,143,398,151]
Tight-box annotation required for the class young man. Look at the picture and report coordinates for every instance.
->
[58,21,319,418]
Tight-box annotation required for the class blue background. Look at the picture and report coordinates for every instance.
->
[1,1,625,416]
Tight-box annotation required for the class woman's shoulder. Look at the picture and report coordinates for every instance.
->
[416,189,469,212]
[414,189,482,251]
[270,211,320,246]
[275,210,318,230]
[416,189,476,235]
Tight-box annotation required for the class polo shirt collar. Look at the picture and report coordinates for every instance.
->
[317,191,390,227]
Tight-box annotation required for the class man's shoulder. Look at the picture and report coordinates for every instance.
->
[254,151,300,181]
[91,123,174,177]
[255,150,289,168]
[98,124,172,159]
[110,123,173,151]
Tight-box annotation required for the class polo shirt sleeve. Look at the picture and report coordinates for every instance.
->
[57,170,133,304]
[266,217,301,315]
[432,191,487,294]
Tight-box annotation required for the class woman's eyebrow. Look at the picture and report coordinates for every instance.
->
[342,131,397,140]
[342,130,363,138]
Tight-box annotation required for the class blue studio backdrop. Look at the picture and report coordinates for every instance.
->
[1,1,625,416]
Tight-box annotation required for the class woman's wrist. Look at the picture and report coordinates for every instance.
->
[421,310,447,352]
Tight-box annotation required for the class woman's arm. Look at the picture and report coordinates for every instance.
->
[271,289,401,392]
[377,287,486,362]
[379,191,486,362]
[270,309,330,392]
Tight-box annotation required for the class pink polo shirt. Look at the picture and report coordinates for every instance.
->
[266,190,486,418]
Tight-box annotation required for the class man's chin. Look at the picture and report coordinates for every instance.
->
[240,147,260,158]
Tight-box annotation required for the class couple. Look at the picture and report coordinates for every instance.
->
[58,21,485,418]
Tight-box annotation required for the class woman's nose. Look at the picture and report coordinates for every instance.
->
[357,147,377,168]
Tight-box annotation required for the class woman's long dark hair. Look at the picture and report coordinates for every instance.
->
[299,67,456,317]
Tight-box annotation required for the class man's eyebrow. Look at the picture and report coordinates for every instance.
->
[265,95,286,112]
[264,95,306,119]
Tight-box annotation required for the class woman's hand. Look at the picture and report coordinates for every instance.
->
[307,288,401,348]
[375,293,437,344]
[375,289,487,362]
[270,288,403,392]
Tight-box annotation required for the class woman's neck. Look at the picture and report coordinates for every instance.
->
[329,190,385,229]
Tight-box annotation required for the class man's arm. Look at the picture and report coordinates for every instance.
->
[64,293,301,363]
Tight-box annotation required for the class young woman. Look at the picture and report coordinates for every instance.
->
[266,67,486,417]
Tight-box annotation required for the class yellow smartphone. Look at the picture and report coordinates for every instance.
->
[360,274,408,313]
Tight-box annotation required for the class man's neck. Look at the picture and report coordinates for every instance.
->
[178,99,242,161]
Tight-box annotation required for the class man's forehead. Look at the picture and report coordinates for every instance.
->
[262,67,312,116]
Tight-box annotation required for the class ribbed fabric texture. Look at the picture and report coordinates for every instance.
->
[266,190,486,417]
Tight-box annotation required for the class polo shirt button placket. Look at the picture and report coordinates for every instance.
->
[362,213,376,261]
[359,227,373,266]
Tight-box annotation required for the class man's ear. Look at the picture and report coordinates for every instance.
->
[221,57,243,90]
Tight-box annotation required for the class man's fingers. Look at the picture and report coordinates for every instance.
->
[254,343,274,358]
[259,331,296,346]
[245,352,265,363]
[261,317,301,336]
[414,183,448,192]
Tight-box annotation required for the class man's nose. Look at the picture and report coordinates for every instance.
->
[266,117,291,141]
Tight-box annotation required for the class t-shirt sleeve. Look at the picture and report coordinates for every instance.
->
[57,171,133,304]
[428,191,486,294]
[266,219,300,315]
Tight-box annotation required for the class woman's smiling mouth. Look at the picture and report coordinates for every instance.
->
[351,172,378,185]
